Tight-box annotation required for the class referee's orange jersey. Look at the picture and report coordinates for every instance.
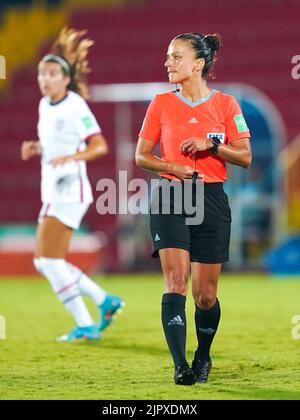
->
[139,89,251,183]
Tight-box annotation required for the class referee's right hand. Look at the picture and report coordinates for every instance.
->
[169,163,203,181]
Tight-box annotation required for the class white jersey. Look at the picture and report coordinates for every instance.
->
[37,91,101,204]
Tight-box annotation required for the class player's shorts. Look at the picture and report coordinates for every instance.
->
[38,202,90,230]
[150,179,232,264]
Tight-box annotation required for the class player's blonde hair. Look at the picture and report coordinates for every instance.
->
[46,27,94,99]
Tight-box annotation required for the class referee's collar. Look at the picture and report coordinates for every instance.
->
[175,90,216,108]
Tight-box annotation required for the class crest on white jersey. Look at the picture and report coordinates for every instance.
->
[55,119,65,130]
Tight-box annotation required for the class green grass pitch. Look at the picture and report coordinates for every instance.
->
[0,273,300,400]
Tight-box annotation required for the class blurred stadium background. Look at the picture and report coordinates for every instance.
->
[0,0,300,276]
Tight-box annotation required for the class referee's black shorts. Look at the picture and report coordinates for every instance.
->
[150,178,232,264]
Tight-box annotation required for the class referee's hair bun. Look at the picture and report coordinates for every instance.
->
[204,34,221,53]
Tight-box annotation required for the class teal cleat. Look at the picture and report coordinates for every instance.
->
[56,325,101,342]
[98,295,124,332]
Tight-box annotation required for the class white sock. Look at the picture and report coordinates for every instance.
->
[33,257,94,327]
[67,262,107,306]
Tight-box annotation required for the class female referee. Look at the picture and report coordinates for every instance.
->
[21,28,123,342]
[136,33,251,385]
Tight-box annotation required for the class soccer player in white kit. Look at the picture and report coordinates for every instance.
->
[21,28,123,342]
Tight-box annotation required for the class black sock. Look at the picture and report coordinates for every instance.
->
[194,299,221,361]
[161,293,188,370]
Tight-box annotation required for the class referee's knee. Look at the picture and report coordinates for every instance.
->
[164,269,189,295]
[193,292,216,310]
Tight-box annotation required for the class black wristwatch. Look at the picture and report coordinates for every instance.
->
[210,136,221,156]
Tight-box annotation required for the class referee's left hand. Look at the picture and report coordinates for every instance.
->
[180,137,213,156]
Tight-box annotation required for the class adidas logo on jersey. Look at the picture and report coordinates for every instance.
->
[188,117,199,124]
[154,233,160,241]
[168,315,185,326]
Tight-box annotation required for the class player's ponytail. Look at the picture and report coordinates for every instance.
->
[43,27,94,99]
[174,32,221,79]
